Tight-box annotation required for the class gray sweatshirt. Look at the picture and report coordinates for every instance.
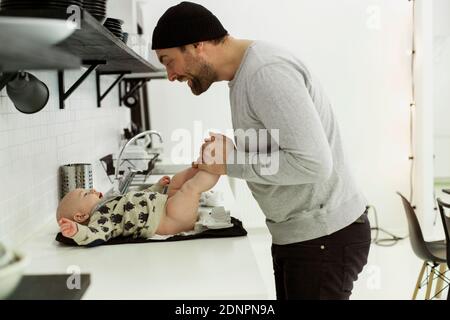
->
[227,41,367,245]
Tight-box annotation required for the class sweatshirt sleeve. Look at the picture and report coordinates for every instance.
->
[226,63,333,185]
[72,213,115,247]
[143,183,165,193]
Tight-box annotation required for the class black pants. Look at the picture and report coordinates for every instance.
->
[271,212,371,300]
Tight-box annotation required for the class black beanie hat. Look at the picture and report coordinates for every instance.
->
[151,1,228,50]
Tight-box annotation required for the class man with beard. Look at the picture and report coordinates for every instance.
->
[152,1,371,300]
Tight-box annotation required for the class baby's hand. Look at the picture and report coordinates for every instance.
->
[58,218,78,238]
[158,176,171,186]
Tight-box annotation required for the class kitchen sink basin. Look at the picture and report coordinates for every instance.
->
[116,163,192,194]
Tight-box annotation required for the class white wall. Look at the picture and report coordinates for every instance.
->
[140,0,413,231]
[0,70,130,246]
[413,0,435,238]
[433,0,450,38]
[433,0,450,178]
[107,0,138,34]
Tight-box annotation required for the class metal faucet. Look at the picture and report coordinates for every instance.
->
[113,130,163,193]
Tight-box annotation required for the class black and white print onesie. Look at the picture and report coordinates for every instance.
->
[72,184,168,246]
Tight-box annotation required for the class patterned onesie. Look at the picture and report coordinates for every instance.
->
[72,184,168,246]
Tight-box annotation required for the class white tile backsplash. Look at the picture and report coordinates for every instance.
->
[0,69,130,246]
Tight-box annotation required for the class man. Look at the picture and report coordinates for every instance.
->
[152,1,371,300]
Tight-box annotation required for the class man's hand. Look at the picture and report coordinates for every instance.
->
[58,218,78,238]
[158,175,171,186]
[194,132,235,175]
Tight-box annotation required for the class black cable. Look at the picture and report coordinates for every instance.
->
[367,205,408,247]
[366,1,416,248]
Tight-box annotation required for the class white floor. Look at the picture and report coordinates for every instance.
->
[246,227,449,300]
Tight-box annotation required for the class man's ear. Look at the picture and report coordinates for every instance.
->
[192,42,204,51]
[73,212,89,223]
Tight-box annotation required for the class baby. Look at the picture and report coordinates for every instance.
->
[57,167,220,246]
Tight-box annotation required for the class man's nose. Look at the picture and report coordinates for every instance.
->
[167,70,177,82]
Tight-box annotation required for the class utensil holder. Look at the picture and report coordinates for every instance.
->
[60,163,93,199]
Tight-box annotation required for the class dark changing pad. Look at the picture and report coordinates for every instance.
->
[55,216,247,247]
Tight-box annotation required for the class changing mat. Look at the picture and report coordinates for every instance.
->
[55,206,247,247]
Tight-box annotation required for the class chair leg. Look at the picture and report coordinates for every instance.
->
[448,283,450,300]
[434,264,447,299]
[413,262,427,300]
[425,264,436,300]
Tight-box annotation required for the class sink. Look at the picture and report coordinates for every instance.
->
[0,17,77,46]
[116,164,192,194]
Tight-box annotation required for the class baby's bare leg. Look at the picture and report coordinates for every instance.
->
[166,167,200,198]
[156,171,220,235]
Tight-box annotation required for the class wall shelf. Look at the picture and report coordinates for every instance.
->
[0,8,163,110]
[57,11,161,74]
[0,9,161,74]
[123,72,167,80]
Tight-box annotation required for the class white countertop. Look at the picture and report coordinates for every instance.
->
[18,221,268,300]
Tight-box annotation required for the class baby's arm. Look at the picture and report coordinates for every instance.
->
[142,176,171,193]
[58,215,115,247]
[59,218,78,238]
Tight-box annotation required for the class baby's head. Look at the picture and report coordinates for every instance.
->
[56,188,103,224]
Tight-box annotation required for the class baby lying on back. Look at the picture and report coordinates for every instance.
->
[57,167,219,246]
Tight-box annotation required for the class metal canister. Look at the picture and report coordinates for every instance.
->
[60,163,93,199]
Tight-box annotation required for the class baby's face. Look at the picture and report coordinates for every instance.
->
[57,188,104,224]
[65,188,103,217]
[74,188,103,212]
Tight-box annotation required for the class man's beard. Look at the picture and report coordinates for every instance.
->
[187,61,217,96]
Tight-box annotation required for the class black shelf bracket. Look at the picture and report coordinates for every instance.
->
[96,71,128,108]
[120,79,148,104]
[58,60,106,109]
[118,77,122,106]
[118,74,166,108]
